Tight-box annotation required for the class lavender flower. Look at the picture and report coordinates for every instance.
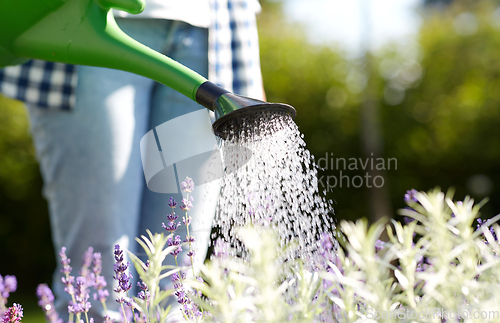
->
[161,222,180,233]
[477,218,498,243]
[195,277,204,297]
[113,245,134,323]
[166,212,178,222]
[180,177,195,193]
[168,235,182,246]
[136,282,149,302]
[320,233,333,251]
[182,216,192,226]
[113,245,133,297]
[317,232,337,270]
[175,290,188,304]
[59,247,72,276]
[168,197,177,208]
[0,275,17,300]
[2,304,22,323]
[68,277,91,315]
[403,216,415,224]
[36,284,62,323]
[180,197,194,211]
[184,236,195,243]
[374,240,386,252]
[171,272,186,282]
[79,247,94,281]
[59,247,76,298]
[167,236,182,258]
[171,272,199,319]
[91,252,109,304]
[404,189,418,203]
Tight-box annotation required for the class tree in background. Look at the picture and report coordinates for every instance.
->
[0,95,54,297]
[259,0,500,220]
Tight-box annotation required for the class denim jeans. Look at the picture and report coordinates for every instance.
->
[26,18,219,321]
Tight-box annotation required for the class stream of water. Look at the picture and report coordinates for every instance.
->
[212,110,337,265]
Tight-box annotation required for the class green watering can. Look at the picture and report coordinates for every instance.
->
[0,0,295,137]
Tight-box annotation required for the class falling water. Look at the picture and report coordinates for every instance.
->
[212,110,337,266]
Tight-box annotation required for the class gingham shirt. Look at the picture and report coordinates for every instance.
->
[0,0,263,110]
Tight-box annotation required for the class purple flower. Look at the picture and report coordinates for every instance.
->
[137,281,147,291]
[113,244,124,263]
[375,240,386,252]
[137,290,149,301]
[0,275,17,299]
[320,233,333,251]
[166,212,178,222]
[168,197,177,208]
[136,281,150,302]
[404,189,418,203]
[167,235,182,246]
[59,247,72,276]
[58,248,76,299]
[36,284,62,323]
[92,253,103,278]
[180,197,194,211]
[171,272,186,282]
[187,250,196,258]
[171,246,182,257]
[403,216,415,224]
[180,177,195,193]
[91,252,108,304]
[184,236,195,243]
[162,222,180,233]
[79,247,94,280]
[113,245,132,296]
[71,276,91,314]
[183,216,192,226]
[477,218,498,243]
[3,276,17,294]
[2,304,23,323]
[175,291,188,304]
[61,276,75,296]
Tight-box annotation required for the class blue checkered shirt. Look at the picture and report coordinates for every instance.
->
[0,0,263,110]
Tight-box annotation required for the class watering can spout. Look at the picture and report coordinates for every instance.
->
[0,0,295,136]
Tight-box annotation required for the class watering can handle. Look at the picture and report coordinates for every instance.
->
[0,0,209,102]
[96,0,145,14]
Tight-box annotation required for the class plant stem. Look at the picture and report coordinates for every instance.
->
[101,300,108,316]
[120,303,128,323]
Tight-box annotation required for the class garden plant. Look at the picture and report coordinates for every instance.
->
[1,179,500,322]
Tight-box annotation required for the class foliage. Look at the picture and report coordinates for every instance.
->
[0,95,54,296]
[4,188,500,322]
[326,189,500,322]
[192,189,500,322]
[188,227,327,322]
[258,0,500,221]
[4,0,500,312]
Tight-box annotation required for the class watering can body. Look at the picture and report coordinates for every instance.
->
[0,0,206,100]
[0,0,295,135]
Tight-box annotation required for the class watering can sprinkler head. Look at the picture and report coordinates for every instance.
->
[0,0,296,138]
[195,82,296,139]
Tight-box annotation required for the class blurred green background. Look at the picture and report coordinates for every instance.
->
[2,0,500,320]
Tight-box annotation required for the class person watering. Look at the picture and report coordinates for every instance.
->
[0,0,265,320]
